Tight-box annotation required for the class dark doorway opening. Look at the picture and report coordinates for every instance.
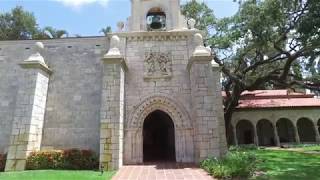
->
[236,120,254,145]
[143,110,176,162]
[257,119,275,146]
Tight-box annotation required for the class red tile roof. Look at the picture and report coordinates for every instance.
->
[223,90,320,109]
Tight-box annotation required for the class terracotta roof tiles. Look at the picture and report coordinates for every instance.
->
[222,90,320,109]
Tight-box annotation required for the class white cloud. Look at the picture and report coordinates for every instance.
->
[53,0,110,9]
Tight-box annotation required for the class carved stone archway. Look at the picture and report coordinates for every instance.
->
[124,95,194,164]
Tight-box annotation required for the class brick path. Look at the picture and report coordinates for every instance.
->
[112,162,214,180]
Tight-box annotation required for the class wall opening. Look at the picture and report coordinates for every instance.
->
[236,120,254,145]
[143,110,175,162]
[276,118,295,143]
[297,118,316,142]
[146,7,166,31]
[257,119,275,146]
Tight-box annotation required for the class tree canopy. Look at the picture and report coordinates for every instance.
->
[182,0,320,138]
[0,6,68,40]
[100,26,112,36]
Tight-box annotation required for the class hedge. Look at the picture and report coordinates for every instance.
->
[26,149,99,170]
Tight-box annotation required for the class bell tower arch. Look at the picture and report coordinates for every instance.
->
[128,0,186,31]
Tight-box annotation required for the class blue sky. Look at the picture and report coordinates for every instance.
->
[0,0,239,36]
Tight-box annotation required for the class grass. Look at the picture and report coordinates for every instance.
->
[0,170,115,180]
[250,145,320,180]
[293,144,320,152]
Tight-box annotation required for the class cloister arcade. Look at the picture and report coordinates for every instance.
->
[231,109,320,146]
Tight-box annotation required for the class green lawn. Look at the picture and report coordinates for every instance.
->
[250,146,320,180]
[292,144,320,152]
[0,170,115,180]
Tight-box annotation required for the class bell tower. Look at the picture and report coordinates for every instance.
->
[99,0,227,171]
[128,0,186,31]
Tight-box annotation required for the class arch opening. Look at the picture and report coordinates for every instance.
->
[257,119,275,146]
[146,7,166,31]
[236,120,254,145]
[276,118,295,143]
[297,118,316,143]
[143,110,176,162]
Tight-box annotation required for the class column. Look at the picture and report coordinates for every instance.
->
[232,126,238,146]
[273,124,280,146]
[188,33,227,162]
[313,122,320,143]
[253,124,259,146]
[5,42,51,171]
[293,124,301,144]
[99,35,127,170]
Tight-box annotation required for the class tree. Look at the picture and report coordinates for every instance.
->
[0,6,37,40]
[182,0,320,141]
[34,26,68,39]
[181,0,216,38]
[100,26,112,36]
[0,6,68,40]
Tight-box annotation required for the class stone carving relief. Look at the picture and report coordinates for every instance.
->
[144,50,172,79]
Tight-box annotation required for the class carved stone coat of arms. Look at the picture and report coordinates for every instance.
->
[144,51,172,79]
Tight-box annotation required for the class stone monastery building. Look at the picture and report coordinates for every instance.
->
[0,0,228,171]
[0,0,319,172]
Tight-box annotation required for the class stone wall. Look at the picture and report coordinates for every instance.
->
[0,42,26,154]
[0,37,108,154]
[121,31,227,164]
[124,33,194,123]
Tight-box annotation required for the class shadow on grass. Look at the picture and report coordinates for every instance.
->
[251,149,320,180]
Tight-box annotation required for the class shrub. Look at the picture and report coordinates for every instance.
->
[0,153,7,172]
[26,150,63,170]
[62,149,98,170]
[200,151,256,179]
[26,149,98,170]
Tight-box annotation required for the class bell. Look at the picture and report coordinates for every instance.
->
[150,16,162,30]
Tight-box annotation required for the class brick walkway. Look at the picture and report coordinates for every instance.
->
[112,162,214,180]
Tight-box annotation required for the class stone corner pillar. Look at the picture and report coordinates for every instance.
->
[5,42,51,172]
[100,35,127,171]
[187,33,227,163]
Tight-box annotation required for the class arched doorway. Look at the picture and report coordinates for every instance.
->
[297,118,316,142]
[236,120,254,145]
[276,118,295,143]
[257,119,275,146]
[143,110,176,162]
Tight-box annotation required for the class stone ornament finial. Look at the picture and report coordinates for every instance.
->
[25,42,46,64]
[20,41,52,74]
[188,18,196,30]
[102,35,127,71]
[105,35,121,56]
[193,33,211,57]
[110,35,120,49]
